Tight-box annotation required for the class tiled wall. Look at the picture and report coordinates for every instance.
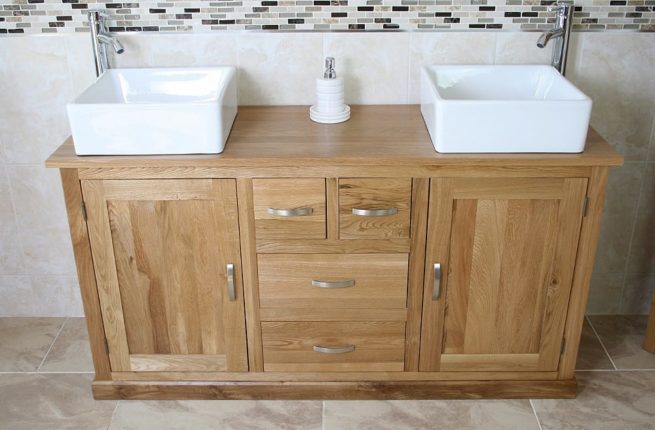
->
[0,31,654,315]
[0,0,654,34]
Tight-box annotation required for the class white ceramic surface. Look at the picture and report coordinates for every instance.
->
[67,67,237,155]
[420,65,592,153]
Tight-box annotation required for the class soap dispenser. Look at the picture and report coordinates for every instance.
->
[310,57,350,124]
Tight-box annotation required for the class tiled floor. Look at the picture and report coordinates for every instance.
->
[0,316,654,429]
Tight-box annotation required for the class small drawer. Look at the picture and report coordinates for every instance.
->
[252,178,326,239]
[262,321,406,372]
[258,254,408,309]
[339,178,411,239]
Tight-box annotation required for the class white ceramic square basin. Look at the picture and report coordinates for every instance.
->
[67,67,237,155]
[420,65,592,153]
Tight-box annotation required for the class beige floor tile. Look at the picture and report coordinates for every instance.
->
[588,315,655,369]
[323,400,539,430]
[0,317,65,371]
[40,318,93,372]
[108,400,322,430]
[0,373,117,430]
[533,371,655,430]
[576,318,615,370]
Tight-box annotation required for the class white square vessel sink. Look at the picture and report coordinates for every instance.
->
[420,65,592,153]
[67,67,238,155]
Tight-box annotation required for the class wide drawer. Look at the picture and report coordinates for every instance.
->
[261,321,406,372]
[339,178,411,239]
[252,178,326,239]
[258,254,409,309]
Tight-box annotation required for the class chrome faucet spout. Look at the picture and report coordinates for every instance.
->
[536,28,564,48]
[535,1,573,75]
[97,34,125,54]
[88,10,124,77]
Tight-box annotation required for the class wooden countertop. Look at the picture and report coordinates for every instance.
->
[46,105,623,169]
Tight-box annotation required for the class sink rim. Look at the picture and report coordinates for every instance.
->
[422,64,591,104]
[70,66,238,107]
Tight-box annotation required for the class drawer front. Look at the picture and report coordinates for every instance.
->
[339,178,411,239]
[253,178,326,239]
[262,321,406,372]
[258,254,408,309]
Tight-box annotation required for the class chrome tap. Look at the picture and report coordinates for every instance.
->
[88,10,124,77]
[536,1,574,75]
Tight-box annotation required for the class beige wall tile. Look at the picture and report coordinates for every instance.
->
[0,166,24,274]
[65,34,98,98]
[408,32,495,103]
[572,33,655,161]
[109,400,322,430]
[0,374,117,430]
[112,33,237,68]
[0,36,74,164]
[324,399,539,430]
[6,166,76,276]
[626,163,655,275]
[0,317,64,371]
[620,273,655,315]
[0,276,80,317]
[593,163,644,276]
[237,33,323,106]
[325,32,410,105]
[494,32,552,65]
[586,272,624,315]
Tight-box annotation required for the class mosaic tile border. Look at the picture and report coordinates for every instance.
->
[0,0,653,34]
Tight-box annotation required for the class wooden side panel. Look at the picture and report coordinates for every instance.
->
[258,254,408,309]
[82,180,132,372]
[59,169,111,380]
[82,179,248,372]
[262,321,406,372]
[237,179,264,372]
[405,178,429,371]
[339,178,412,239]
[252,178,326,239]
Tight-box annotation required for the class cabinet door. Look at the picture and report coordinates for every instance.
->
[420,178,587,372]
[82,179,248,372]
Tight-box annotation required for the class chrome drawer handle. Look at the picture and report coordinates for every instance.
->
[227,263,236,302]
[351,207,398,217]
[267,207,313,217]
[432,263,441,300]
[313,345,356,354]
[311,279,355,289]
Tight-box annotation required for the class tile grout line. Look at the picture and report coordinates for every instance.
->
[0,371,96,374]
[36,317,68,372]
[106,400,120,430]
[321,400,325,430]
[585,315,618,371]
[529,399,544,430]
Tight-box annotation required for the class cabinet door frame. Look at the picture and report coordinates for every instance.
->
[419,177,588,372]
[82,179,248,373]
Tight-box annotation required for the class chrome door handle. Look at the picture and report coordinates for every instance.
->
[351,207,398,217]
[267,207,313,217]
[313,345,356,354]
[226,263,236,301]
[311,279,355,289]
[432,263,441,300]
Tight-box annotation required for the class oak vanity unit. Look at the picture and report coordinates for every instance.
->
[47,106,623,400]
